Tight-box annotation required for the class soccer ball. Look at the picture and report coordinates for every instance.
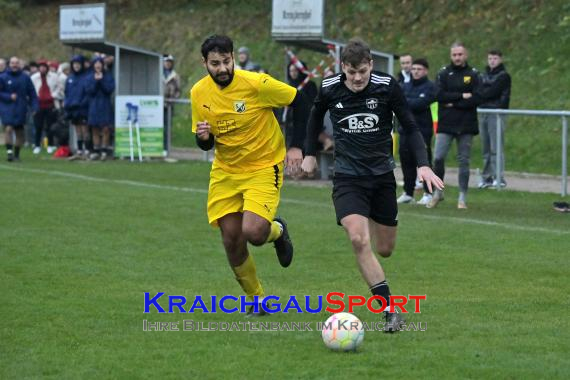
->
[321,312,364,351]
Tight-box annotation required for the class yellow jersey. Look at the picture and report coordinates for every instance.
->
[191,69,296,173]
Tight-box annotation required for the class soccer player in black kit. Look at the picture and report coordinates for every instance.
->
[301,39,444,332]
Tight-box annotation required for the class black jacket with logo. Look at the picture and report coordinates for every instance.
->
[478,63,511,109]
[305,71,428,176]
[436,62,481,135]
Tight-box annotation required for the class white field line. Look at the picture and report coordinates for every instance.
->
[1,165,568,236]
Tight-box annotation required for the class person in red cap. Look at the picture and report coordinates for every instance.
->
[30,60,59,154]
[48,61,59,74]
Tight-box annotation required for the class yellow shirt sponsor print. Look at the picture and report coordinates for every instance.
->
[191,70,296,173]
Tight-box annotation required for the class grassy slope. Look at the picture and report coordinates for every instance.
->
[1,0,569,173]
[0,155,569,379]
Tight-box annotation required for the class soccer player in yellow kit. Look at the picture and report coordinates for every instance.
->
[191,35,304,316]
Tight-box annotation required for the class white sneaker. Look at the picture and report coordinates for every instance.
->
[415,178,423,190]
[47,146,56,154]
[33,146,41,154]
[417,193,432,205]
[426,190,444,209]
[397,193,415,204]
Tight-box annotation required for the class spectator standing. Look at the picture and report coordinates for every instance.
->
[284,61,317,155]
[428,42,481,209]
[236,46,261,72]
[163,54,181,152]
[31,60,59,154]
[398,58,437,205]
[397,54,413,84]
[477,49,511,188]
[0,56,38,161]
[65,55,89,159]
[85,57,115,160]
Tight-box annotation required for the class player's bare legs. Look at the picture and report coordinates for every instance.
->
[218,212,249,266]
[341,214,386,286]
[242,211,271,246]
[341,213,403,332]
[369,221,397,258]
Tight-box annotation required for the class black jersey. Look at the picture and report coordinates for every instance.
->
[305,71,429,176]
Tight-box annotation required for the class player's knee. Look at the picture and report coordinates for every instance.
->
[349,233,368,253]
[242,225,268,246]
[376,242,395,257]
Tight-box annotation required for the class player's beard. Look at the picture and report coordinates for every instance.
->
[209,67,234,88]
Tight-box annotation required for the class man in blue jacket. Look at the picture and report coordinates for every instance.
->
[398,58,437,205]
[0,56,38,162]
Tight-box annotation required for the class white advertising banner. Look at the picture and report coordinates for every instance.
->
[272,0,324,39]
[60,3,106,41]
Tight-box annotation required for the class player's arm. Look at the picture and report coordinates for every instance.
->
[390,83,444,192]
[195,121,214,150]
[191,88,214,151]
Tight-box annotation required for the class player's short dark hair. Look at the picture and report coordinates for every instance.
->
[488,49,503,57]
[201,35,234,60]
[412,58,429,69]
[341,38,372,67]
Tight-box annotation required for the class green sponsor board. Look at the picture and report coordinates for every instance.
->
[115,127,163,157]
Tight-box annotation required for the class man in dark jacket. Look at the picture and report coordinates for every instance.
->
[398,58,436,205]
[428,42,481,209]
[85,57,115,160]
[0,56,38,161]
[65,55,89,159]
[477,49,511,188]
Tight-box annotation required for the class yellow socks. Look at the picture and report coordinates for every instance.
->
[232,254,264,301]
[265,220,283,243]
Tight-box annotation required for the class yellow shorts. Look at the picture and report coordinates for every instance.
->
[207,163,284,227]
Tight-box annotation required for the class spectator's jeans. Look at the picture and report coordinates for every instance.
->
[399,130,433,196]
[479,113,505,181]
[34,108,56,147]
[433,133,473,193]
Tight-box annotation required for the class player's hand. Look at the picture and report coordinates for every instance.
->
[196,121,211,141]
[11,93,17,101]
[417,166,444,193]
[285,147,303,177]
[462,92,472,99]
[301,156,318,175]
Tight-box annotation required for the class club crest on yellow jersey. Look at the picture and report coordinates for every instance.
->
[234,101,246,113]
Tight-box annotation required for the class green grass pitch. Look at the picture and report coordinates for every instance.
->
[1,155,568,379]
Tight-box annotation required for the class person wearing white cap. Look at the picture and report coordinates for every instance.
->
[236,46,261,72]
[163,54,181,151]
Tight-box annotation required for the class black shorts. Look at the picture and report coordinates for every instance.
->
[332,172,398,227]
